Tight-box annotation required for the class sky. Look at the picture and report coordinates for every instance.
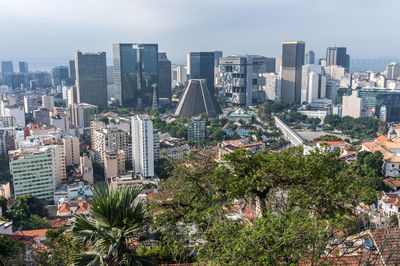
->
[1,0,400,69]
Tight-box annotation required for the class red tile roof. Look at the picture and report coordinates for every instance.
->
[384,177,400,188]
[375,135,391,142]
[76,202,89,212]
[2,234,34,246]
[317,141,347,146]
[59,203,71,213]
[14,229,47,238]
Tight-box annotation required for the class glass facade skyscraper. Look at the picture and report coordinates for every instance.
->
[189,52,215,95]
[75,51,108,108]
[113,43,158,108]
[281,41,305,104]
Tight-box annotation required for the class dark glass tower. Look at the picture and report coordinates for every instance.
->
[52,66,69,86]
[189,52,215,95]
[19,61,28,73]
[75,51,108,108]
[326,47,347,68]
[281,41,305,104]
[113,43,158,108]
[158,52,171,102]
[68,60,76,85]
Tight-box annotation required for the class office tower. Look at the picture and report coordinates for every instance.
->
[0,128,15,157]
[387,62,400,80]
[188,52,215,95]
[92,128,130,163]
[175,79,218,118]
[52,66,69,86]
[42,95,54,110]
[218,55,270,106]
[63,135,80,167]
[1,61,13,74]
[188,117,206,143]
[157,52,172,102]
[10,73,27,89]
[9,147,55,201]
[31,71,52,88]
[19,61,28,73]
[24,95,39,113]
[326,46,347,69]
[70,103,97,128]
[305,50,315,64]
[113,43,158,108]
[301,65,326,103]
[281,41,305,104]
[1,61,13,86]
[75,51,108,108]
[214,51,223,68]
[342,90,362,118]
[68,60,76,84]
[265,57,276,73]
[345,54,350,72]
[259,72,281,101]
[131,115,154,177]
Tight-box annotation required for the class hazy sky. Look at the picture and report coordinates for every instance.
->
[1,0,400,67]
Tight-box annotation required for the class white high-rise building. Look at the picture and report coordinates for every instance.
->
[42,95,55,110]
[386,62,400,80]
[24,96,39,113]
[301,65,327,103]
[1,103,25,127]
[131,115,154,178]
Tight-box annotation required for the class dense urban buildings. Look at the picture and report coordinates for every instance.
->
[75,51,108,108]
[281,41,305,104]
[113,43,158,108]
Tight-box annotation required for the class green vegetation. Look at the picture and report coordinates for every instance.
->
[0,235,25,263]
[35,229,85,265]
[153,114,188,140]
[71,185,155,265]
[2,195,49,230]
[92,161,105,183]
[149,148,378,264]
[324,115,386,139]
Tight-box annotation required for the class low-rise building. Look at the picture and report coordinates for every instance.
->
[160,138,190,161]
[362,136,400,177]
[219,138,265,158]
[378,192,400,216]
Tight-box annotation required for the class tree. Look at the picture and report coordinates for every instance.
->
[35,229,84,265]
[151,148,377,264]
[0,235,25,260]
[71,185,156,265]
[6,195,49,230]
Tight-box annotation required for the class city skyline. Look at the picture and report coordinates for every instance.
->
[1,0,400,68]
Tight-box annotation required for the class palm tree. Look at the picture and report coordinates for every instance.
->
[71,185,156,265]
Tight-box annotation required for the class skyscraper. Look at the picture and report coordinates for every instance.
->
[75,51,108,108]
[387,62,400,80]
[188,52,215,95]
[131,115,154,178]
[113,43,158,108]
[52,66,69,86]
[19,61,28,73]
[304,50,315,64]
[1,61,13,74]
[158,52,172,102]
[214,51,223,68]
[326,46,347,68]
[281,41,305,104]
[68,60,76,85]
[1,61,13,86]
